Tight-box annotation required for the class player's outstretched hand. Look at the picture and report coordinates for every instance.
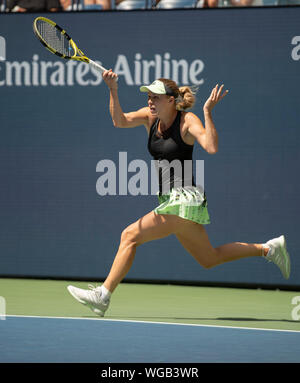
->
[203,84,229,113]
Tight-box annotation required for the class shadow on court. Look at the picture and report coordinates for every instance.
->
[216,317,298,323]
[82,315,299,324]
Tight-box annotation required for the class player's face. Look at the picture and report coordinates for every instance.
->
[147,92,170,116]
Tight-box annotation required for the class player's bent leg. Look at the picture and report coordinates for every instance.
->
[175,221,264,269]
[176,224,291,278]
[175,222,218,269]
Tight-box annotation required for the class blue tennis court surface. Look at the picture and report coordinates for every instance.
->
[1,315,300,363]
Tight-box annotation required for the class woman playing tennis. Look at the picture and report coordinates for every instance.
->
[67,70,291,316]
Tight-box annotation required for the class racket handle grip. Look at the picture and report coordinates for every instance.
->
[89,59,118,82]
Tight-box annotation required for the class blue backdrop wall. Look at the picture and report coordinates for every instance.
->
[0,8,299,288]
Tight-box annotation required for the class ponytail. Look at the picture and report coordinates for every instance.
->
[176,86,196,111]
[158,78,196,111]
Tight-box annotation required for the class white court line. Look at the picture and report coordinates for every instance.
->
[5,314,300,334]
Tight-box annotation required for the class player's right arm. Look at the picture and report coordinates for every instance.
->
[103,69,150,130]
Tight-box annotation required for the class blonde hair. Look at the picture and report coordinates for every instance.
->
[158,78,196,111]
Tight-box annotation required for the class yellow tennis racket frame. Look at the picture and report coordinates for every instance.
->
[33,17,108,73]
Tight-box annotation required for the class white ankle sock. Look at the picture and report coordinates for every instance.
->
[262,244,271,257]
[101,285,111,303]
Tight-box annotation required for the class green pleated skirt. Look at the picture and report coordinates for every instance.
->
[154,185,210,225]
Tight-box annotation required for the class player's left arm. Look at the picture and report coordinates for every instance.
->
[187,84,229,154]
[186,113,217,155]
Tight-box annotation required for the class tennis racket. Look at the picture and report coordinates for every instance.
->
[33,17,116,78]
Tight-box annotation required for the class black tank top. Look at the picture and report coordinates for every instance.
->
[148,111,195,194]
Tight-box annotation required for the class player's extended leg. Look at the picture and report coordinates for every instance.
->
[67,211,190,316]
[103,211,190,293]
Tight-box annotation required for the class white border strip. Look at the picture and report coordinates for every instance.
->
[5,314,300,334]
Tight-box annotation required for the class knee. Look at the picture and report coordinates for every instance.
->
[120,225,139,248]
[194,249,219,269]
[199,260,215,269]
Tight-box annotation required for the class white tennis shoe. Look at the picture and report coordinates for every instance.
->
[67,284,109,317]
[264,235,291,279]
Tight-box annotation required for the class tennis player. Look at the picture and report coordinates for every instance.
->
[67,70,291,317]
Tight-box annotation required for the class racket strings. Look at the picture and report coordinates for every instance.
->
[36,20,74,57]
